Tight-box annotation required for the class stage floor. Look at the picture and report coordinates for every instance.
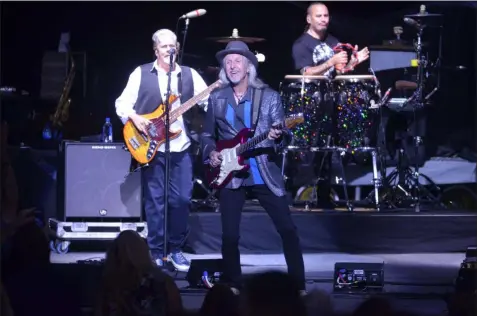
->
[51,252,462,316]
[49,208,474,315]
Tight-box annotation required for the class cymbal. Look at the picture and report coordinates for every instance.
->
[206,28,265,44]
[206,36,265,44]
[405,12,443,18]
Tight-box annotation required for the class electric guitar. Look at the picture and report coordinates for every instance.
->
[205,113,304,189]
[123,80,222,164]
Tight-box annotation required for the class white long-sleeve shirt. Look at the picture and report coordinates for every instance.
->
[115,61,209,153]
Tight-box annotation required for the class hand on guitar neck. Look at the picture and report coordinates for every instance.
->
[267,125,283,140]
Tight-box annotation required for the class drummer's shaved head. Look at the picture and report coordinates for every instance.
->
[307,2,327,15]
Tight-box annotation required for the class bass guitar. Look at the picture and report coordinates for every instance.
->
[205,113,304,189]
[123,80,222,164]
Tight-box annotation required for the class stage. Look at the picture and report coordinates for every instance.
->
[49,208,475,315]
[51,252,462,316]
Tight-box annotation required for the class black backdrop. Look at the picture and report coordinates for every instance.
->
[1,1,476,152]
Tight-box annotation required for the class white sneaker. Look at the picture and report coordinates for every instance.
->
[167,251,190,272]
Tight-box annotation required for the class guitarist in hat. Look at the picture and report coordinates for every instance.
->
[115,29,209,272]
[201,41,306,293]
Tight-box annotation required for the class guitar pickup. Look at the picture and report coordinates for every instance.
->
[147,125,158,137]
[128,137,140,149]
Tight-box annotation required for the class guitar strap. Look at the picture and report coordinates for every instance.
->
[250,88,264,136]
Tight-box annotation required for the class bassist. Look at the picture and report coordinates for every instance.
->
[201,41,306,293]
[115,29,209,271]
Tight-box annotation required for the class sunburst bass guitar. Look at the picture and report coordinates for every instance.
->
[205,113,304,189]
[123,80,222,164]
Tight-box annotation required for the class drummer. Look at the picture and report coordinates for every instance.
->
[291,2,369,77]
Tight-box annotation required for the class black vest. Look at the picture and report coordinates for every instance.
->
[134,63,201,141]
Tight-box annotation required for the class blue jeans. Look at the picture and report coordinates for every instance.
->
[141,150,193,256]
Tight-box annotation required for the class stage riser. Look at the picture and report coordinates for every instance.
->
[187,212,477,254]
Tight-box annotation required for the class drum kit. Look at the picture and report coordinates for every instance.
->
[193,7,454,212]
[279,7,449,212]
[280,72,383,211]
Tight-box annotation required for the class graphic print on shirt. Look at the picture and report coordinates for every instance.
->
[312,42,335,78]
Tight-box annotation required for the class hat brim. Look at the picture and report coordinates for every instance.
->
[216,49,259,69]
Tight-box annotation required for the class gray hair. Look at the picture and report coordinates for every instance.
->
[152,29,177,50]
[218,55,267,89]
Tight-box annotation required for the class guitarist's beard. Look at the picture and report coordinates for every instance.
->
[228,73,248,86]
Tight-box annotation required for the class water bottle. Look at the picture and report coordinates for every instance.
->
[102,117,113,143]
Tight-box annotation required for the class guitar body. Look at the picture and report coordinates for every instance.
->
[123,94,182,164]
[205,128,252,189]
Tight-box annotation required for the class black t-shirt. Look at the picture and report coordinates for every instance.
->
[292,32,340,77]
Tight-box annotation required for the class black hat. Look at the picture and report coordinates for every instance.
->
[215,41,258,69]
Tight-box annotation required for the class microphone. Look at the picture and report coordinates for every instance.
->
[179,9,206,19]
[168,48,176,55]
[404,17,421,29]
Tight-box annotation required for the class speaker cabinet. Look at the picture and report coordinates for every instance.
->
[57,141,142,220]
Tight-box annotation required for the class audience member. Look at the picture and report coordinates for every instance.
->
[352,297,393,316]
[2,222,81,316]
[0,282,14,316]
[241,271,307,316]
[199,283,240,316]
[96,230,183,316]
[304,289,333,316]
[1,120,19,223]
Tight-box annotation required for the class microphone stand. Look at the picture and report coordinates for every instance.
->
[178,18,190,65]
[162,50,175,266]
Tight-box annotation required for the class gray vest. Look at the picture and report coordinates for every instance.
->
[134,63,201,141]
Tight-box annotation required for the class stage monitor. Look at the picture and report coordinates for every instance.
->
[333,262,384,294]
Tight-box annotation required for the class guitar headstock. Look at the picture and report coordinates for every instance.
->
[284,113,304,129]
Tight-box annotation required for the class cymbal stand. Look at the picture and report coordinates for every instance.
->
[193,178,219,211]
[382,24,442,211]
[409,24,426,212]
[424,24,443,102]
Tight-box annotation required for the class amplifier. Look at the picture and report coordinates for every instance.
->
[57,141,142,220]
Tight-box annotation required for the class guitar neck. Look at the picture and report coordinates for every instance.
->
[236,123,284,155]
[170,80,220,122]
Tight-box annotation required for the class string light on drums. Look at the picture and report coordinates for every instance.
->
[332,75,380,151]
[280,75,333,149]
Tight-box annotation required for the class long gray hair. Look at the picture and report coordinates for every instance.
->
[218,55,267,89]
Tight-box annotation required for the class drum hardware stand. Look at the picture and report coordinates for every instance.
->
[336,149,353,212]
[193,178,219,211]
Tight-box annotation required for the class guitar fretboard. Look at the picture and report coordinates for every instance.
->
[236,122,285,155]
[169,80,221,122]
